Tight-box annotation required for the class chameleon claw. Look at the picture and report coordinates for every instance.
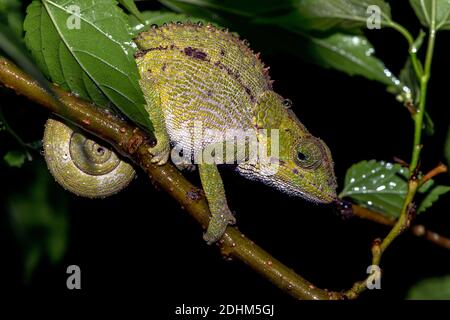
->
[148,143,170,165]
[203,210,236,244]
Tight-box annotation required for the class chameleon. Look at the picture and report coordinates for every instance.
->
[44,22,337,243]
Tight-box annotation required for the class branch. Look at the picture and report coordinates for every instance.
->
[351,204,450,250]
[0,56,345,300]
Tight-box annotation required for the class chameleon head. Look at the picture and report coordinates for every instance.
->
[237,91,338,204]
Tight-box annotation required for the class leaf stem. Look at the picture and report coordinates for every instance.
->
[410,6,436,175]
[389,21,423,78]
[376,1,437,264]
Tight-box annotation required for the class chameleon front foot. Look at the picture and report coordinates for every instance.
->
[148,135,170,165]
[203,210,236,244]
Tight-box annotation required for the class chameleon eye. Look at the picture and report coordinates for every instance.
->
[293,138,323,169]
[297,151,307,161]
[282,99,293,108]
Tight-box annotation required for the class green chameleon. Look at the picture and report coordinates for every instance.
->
[44,23,337,243]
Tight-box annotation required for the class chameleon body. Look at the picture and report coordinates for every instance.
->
[44,23,337,243]
[134,23,337,242]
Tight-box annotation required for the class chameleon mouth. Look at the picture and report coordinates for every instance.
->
[271,176,337,204]
[314,190,338,204]
[295,185,337,204]
[288,172,337,204]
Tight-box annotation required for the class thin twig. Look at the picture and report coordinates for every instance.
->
[350,204,450,250]
[0,56,344,300]
[412,225,450,250]
[420,163,448,185]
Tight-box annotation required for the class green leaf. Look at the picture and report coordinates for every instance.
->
[407,275,450,300]
[128,10,211,37]
[410,0,450,30]
[24,0,152,131]
[339,160,435,218]
[8,164,69,281]
[257,0,393,33]
[3,150,27,167]
[339,160,410,218]
[118,0,145,23]
[159,0,401,88]
[418,185,450,213]
[296,33,403,87]
[160,0,292,18]
[24,1,108,106]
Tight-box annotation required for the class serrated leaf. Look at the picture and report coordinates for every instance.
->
[340,160,441,217]
[24,1,107,105]
[257,0,393,33]
[340,160,410,218]
[418,185,450,213]
[298,33,402,87]
[407,275,450,300]
[118,0,145,23]
[3,150,26,167]
[24,0,152,131]
[410,0,450,31]
[128,10,211,37]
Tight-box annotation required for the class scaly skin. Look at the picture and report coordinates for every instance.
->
[133,23,338,243]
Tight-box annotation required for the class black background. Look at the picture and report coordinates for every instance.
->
[1,0,450,312]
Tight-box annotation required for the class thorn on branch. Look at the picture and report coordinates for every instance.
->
[393,156,409,168]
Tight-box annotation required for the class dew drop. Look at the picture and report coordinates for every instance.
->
[365,48,375,56]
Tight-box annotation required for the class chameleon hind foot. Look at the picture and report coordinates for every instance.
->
[203,209,236,244]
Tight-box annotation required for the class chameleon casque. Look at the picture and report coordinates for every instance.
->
[43,23,337,243]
